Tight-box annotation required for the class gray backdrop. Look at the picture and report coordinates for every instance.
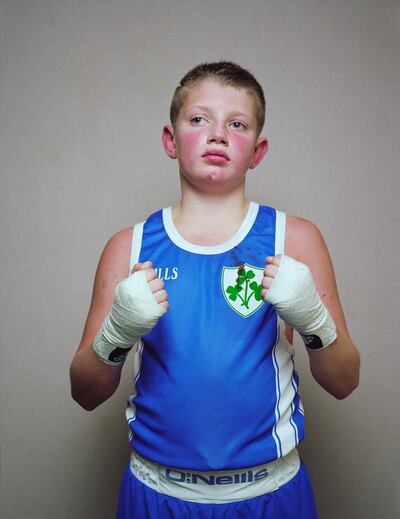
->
[1,1,399,518]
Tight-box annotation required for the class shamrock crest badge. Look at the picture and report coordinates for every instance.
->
[222,264,264,318]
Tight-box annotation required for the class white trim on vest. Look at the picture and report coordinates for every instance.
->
[162,202,259,255]
[272,327,301,459]
[271,209,301,458]
[275,210,286,255]
[129,221,144,272]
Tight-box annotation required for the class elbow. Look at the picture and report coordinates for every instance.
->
[81,402,100,411]
[313,349,361,400]
[69,353,121,411]
[332,380,359,400]
[333,355,361,400]
[70,381,104,411]
[71,389,99,411]
[69,359,106,411]
[320,373,359,400]
[70,374,117,410]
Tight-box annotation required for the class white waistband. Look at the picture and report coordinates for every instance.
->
[130,449,300,504]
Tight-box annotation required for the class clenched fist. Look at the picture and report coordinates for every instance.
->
[132,261,169,310]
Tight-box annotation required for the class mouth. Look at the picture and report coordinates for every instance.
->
[202,149,229,164]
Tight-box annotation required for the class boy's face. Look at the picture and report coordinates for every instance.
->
[163,80,268,194]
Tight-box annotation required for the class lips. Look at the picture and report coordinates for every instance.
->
[202,149,229,164]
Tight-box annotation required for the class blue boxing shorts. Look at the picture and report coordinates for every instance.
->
[117,449,318,519]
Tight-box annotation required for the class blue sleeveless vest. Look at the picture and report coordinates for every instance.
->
[125,202,304,470]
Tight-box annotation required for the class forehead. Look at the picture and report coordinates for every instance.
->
[180,80,257,118]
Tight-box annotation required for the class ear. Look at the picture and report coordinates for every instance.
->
[249,137,268,169]
[162,124,177,159]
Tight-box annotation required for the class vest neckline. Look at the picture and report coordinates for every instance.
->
[162,201,259,255]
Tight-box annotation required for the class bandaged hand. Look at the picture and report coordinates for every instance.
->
[93,262,168,365]
[262,255,337,350]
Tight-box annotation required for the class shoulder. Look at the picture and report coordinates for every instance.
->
[285,215,327,262]
[98,227,133,279]
[284,215,338,300]
[102,227,133,258]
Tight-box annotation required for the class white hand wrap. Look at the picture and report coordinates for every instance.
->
[93,270,167,365]
[264,255,337,350]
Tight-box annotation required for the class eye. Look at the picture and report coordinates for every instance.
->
[190,116,206,125]
[230,121,246,130]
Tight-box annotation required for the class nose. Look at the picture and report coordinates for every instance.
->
[207,123,228,145]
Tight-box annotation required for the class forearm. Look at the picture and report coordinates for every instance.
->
[308,330,360,399]
[70,345,123,411]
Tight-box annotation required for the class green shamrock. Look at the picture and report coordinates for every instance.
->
[226,267,263,309]
[226,284,243,301]
[249,281,263,301]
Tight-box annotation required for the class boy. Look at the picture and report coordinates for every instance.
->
[70,61,360,518]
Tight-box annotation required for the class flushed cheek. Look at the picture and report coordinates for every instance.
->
[230,135,256,165]
[177,130,204,165]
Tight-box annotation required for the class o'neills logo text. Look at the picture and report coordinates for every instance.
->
[165,468,268,485]
[154,267,178,281]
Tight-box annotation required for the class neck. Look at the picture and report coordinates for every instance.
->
[172,184,250,246]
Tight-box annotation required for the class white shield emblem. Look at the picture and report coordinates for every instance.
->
[221,264,264,318]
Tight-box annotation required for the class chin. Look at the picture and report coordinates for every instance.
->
[204,171,221,182]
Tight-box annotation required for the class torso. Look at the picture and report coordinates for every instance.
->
[124,203,305,470]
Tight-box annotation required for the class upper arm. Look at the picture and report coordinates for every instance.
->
[285,216,351,339]
[75,227,133,354]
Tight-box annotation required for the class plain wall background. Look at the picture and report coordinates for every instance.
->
[1,1,399,517]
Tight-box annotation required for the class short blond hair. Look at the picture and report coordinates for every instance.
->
[170,61,266,135]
